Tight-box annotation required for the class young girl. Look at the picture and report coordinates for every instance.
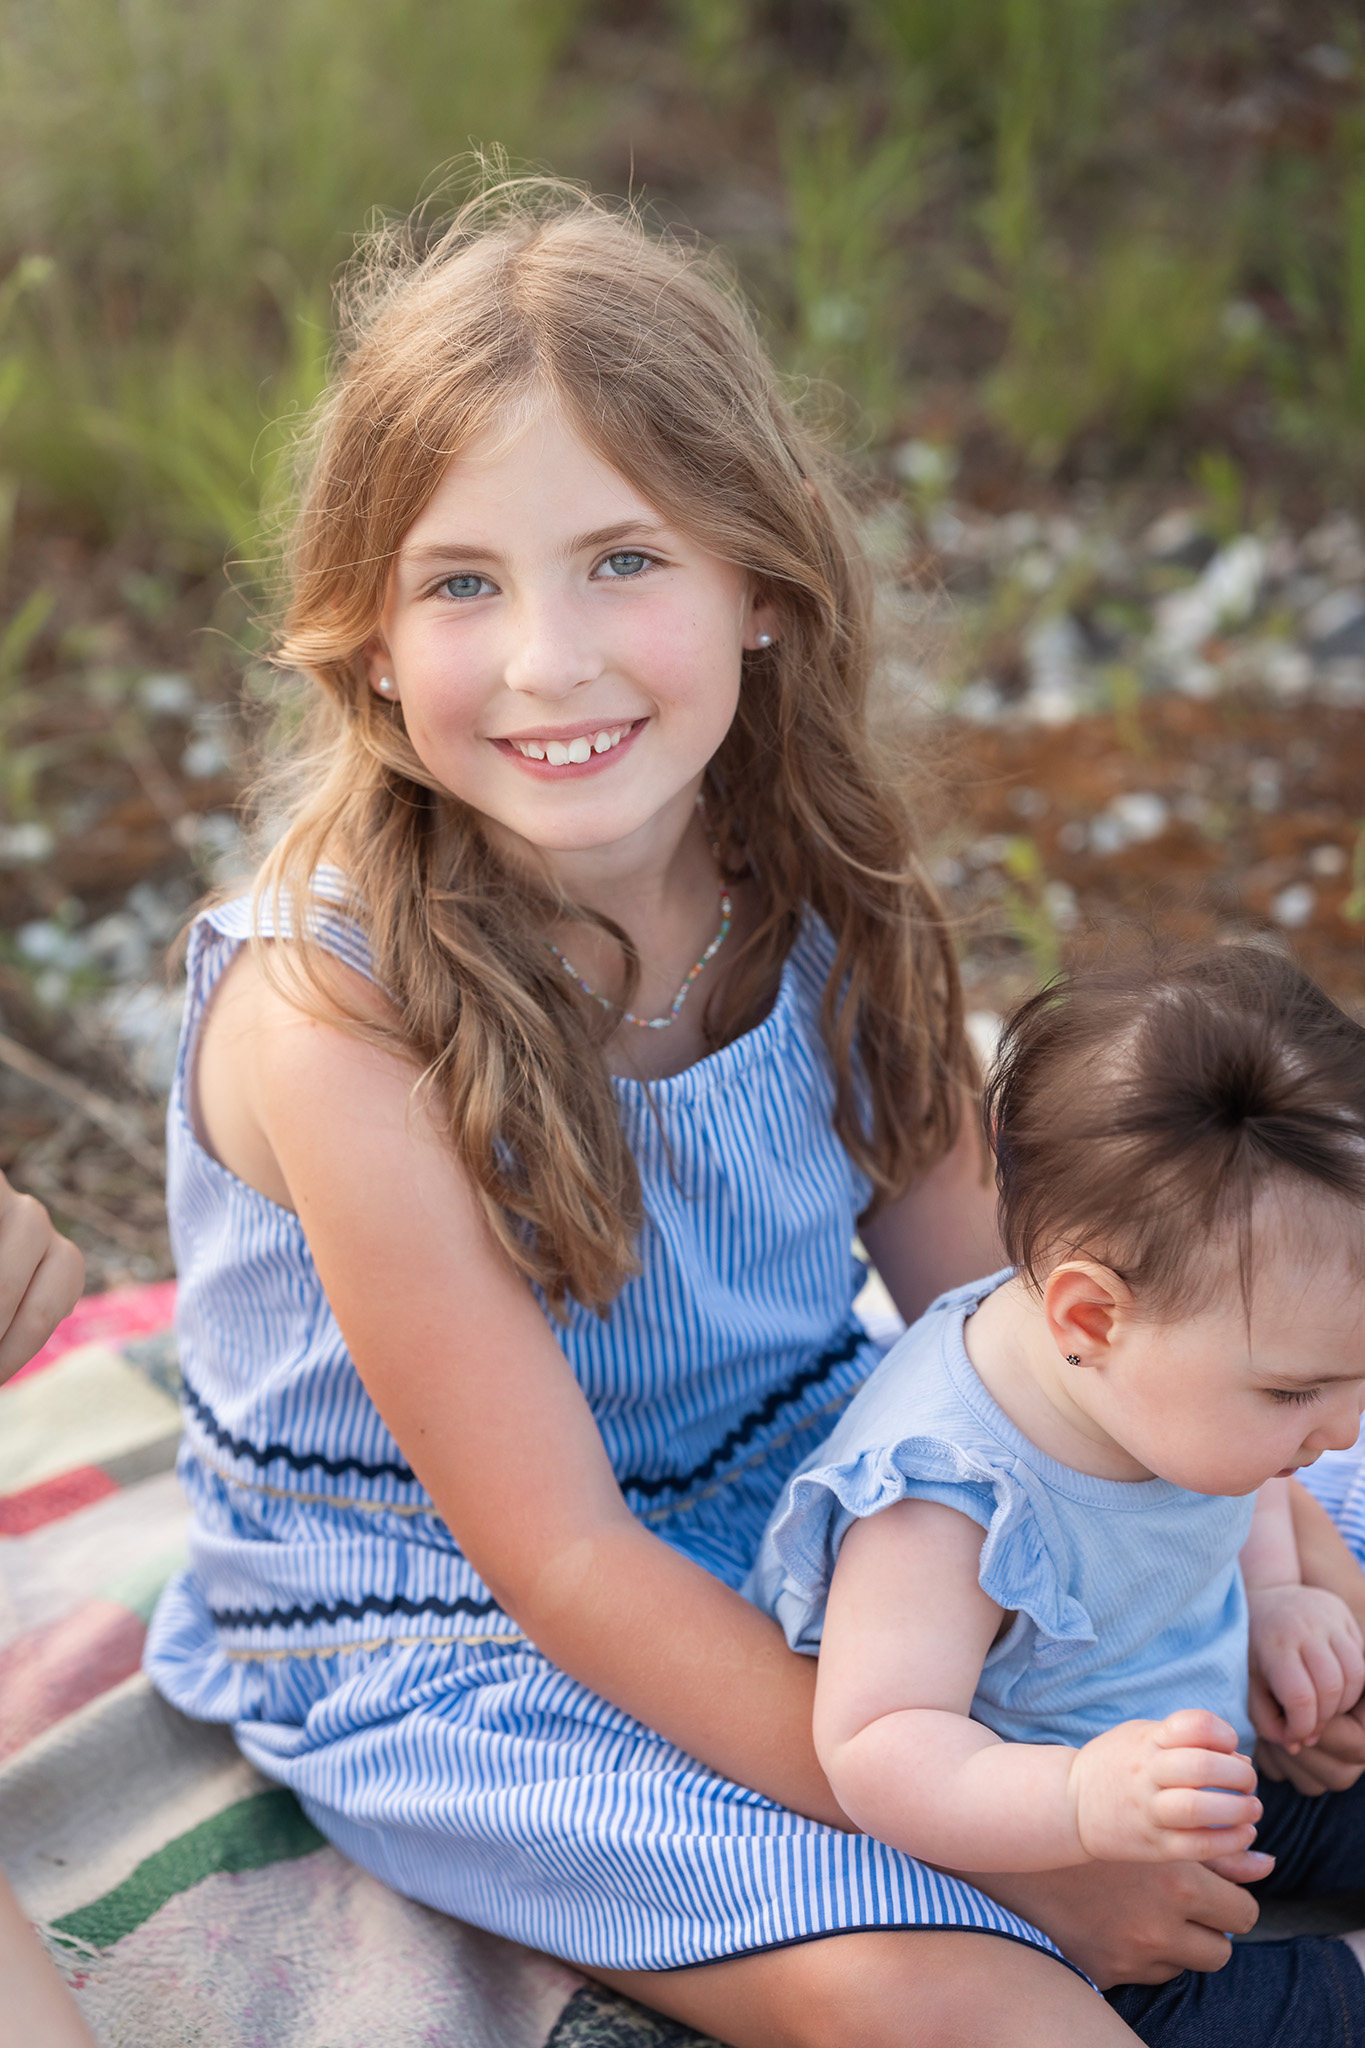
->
[752,946,1365,2042]
[144,179,1341,2048]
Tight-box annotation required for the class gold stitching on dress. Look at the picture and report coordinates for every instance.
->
[202,1454,438,1517]
[222,1628,527,1662]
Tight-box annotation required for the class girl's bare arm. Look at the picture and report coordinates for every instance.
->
[860,1110,1000,1324]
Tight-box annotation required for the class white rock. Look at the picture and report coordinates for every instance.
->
[1303,587,1365,643]
[1153,536,1265,655]
[1170,655,1221,699]
[1270,883,1316,930]
[966,1010,1004,1067]
[0,821,55,865]
[1042,879,1079,932]
[136,672,196,718]
[180,735,231,779]
[1256,642,1312,701]
[1248,759,1282,813]
[955,680,1004,723]
[99,983,187,1095]
[894,440,957,490]
[84,913,151,979]
[17,921,90,970]
[1022,614,1087,723]
[1108,792,1170,844]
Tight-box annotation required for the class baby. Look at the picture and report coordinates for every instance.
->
[750,945,1365,1905]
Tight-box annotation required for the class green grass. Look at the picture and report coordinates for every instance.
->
[0,0,584,562]
[3,0,1365,575]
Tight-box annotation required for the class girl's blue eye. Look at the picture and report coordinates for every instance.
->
[442,574,491,600]
[599,551,649,578]
[1269,1386,1322,1406]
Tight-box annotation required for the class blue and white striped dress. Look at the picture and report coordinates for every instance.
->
[144,885,1062,1973]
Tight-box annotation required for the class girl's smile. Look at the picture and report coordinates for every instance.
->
[367,407,774,873]
[492,715,646,774]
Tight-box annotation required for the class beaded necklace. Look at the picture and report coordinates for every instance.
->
[543,806,733,1032]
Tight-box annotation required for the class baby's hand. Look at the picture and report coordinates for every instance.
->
[1247,1584,1365,1752]
[1068,1709,1260,1863]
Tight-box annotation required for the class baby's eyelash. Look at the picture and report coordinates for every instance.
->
[1268,1386,1323,1407]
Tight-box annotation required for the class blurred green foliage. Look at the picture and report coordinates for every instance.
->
[2,0,1364,571]
[0,0,583,560]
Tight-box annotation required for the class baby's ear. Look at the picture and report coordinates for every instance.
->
[1043,1258,1132,1366]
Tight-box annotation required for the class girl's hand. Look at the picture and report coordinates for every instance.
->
[1258,1695,1365,1795]
[971,1852,1271,1988]
[1246,1583,1365,1751]
[0,1171,84,1385]
[1068,1710,1261,1864]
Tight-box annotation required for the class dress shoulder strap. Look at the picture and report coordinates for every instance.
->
[196,864,375,981]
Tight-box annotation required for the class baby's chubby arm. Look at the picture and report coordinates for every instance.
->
[1242,1477,1365,1753]
[813,1497,1262,1872]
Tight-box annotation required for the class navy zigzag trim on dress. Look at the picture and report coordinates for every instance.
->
[211,1593,504,1631]
[182,1374,420,1485]
[618,1325,864,1498]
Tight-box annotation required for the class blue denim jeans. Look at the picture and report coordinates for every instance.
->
[1107,1772,1365,2045]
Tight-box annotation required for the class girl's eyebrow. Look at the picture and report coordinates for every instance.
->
[401,520,670,568]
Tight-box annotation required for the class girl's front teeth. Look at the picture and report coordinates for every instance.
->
[514,725,629,765]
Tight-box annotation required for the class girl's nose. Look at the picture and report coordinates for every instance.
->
[502,594,602,699]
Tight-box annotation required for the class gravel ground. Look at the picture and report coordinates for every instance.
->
[4,487,1364,1286]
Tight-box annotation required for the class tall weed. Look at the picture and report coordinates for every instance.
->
[780,96,933,428]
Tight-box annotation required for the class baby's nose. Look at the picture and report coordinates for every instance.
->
[1312,1405,1364,1454]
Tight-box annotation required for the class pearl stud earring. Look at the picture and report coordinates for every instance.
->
[755,632,773,648]
[377,675,395,696]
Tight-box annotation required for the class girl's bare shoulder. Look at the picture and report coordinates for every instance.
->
[191,937,414,1211]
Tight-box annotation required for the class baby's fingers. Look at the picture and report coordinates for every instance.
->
[1151,1784,1262,1836]
[1152,1738,1258,1796]
[1155,1709,1242,1756]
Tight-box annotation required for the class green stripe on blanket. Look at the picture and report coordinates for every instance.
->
[52,1788,326,1950]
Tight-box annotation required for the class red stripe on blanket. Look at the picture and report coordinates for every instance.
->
[10,1280,178,1384]
[0,1465,119,1535]
[0,1602,147,1761]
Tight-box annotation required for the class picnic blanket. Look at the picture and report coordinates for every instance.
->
[0,1287,719,2047]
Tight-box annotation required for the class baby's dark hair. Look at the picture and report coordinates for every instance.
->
[984,945,1365,1310]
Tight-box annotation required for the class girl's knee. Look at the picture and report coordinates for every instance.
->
[597,1933,1136,2048]
[783,1934,1132,2048]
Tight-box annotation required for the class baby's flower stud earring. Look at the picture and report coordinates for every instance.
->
[1065,1353,1081,1367]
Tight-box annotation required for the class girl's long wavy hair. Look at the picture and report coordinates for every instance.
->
[256,174,971,1313]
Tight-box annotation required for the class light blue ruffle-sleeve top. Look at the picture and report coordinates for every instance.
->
[748,1271,1257,1750]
